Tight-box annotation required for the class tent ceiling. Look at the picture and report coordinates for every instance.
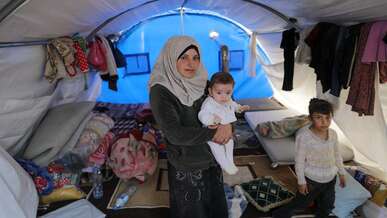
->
[1,0,387,42]
[0,0,11,10]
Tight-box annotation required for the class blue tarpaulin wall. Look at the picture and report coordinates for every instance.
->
[98,12,273,103]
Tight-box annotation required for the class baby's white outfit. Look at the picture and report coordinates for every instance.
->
[198,96,240,175]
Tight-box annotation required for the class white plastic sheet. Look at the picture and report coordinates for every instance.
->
[39,199,105,218]
[0,146,38,218]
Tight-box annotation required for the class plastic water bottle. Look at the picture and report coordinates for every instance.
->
[92,166,103,199]
[113,185,137,209]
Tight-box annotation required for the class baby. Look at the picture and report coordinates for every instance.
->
[198,72,249,174]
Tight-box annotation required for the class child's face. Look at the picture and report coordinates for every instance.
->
[310,112,332,131]
[209,83,233,104]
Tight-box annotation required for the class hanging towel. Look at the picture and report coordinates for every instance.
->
[72,36,89,73]
[44,37,77,82]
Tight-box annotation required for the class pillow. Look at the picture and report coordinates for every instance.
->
[23,101,95,166]
[333,170,371,218]
[240,176,295,212]
[72,112,114,161]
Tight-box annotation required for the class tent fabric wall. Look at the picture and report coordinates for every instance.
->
[0,45,101,155]
[98,11,273,103]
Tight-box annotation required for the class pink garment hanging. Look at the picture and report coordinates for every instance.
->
[361,21,387,63]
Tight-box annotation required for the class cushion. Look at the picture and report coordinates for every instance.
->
[240,176,295,212]
[72,112,114,160]
[23,101,95,166]
[333,170,371,218]
[56,112,93,159]
[0,95,52,155]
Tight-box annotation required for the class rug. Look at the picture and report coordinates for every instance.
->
[226,155,297,193]
[108,155,297,209]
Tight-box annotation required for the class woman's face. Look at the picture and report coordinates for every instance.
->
[176,48,200,78]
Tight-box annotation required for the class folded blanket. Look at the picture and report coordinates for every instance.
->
[256,115,309,138]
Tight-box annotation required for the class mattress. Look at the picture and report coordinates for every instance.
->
[244,109,354,167]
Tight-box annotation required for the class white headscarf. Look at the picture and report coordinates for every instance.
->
[149,36,208,106]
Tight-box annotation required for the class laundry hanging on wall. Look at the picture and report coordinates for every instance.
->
[288,21,387,116]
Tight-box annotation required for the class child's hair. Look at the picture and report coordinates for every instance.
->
[308,98,334,116]
[208,72,235,88]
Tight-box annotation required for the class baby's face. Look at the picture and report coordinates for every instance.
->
[209,83,233,104]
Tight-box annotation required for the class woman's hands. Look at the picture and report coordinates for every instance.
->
[212,124,233,145]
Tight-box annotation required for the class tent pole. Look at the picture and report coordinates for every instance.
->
[0,0,159,48]
[0,40,48,48]
[86,0,159,41]
[242,0,301,31]
[0,0,28,23]
[180,0,188,8]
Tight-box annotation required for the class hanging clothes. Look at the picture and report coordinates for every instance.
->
[44,37,77,83]
[346,23,376,116]
[72,36,89,73]
[361,21,387,83]
[305,22,340,94]
[280,28,300,91]
[106,35,126,69]
[98,36,118,91]
[329,26,347,97]
[338,25,361,89]
[295,27,313,65]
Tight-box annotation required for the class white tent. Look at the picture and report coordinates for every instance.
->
[0,1,386,217]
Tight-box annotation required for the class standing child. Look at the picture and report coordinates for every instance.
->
[273,98,346,218]
[198,72,249,175]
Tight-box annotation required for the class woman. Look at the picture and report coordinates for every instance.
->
[149,36,231,218]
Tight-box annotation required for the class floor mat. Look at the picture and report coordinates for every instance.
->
[107,160,169,209]
[108,155,297,210]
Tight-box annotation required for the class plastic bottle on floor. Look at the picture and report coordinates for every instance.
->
[92,166,103,199]
[113,185,137,209]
